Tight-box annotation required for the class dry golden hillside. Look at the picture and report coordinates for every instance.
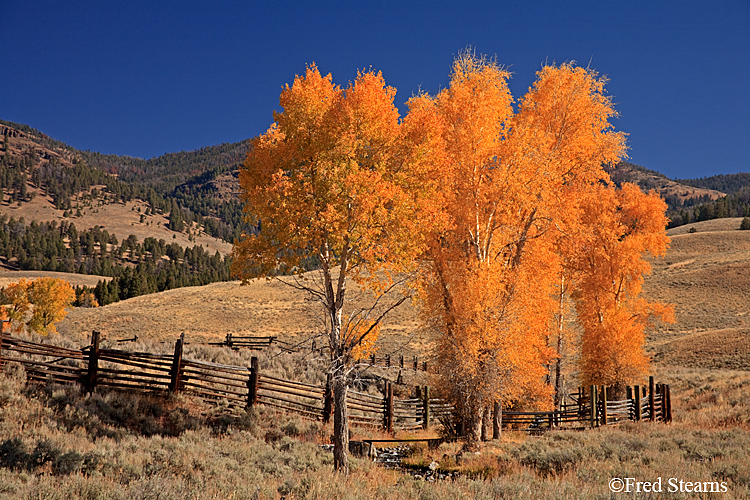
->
[0,190,232,256]
[644,217,750,370]
[57,275,429,358]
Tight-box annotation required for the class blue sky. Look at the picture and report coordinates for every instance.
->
[2,1,748,179]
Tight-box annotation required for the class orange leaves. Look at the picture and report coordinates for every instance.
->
[2,278,31,332]
[233,63,438,286]
[234,54,672,418]
[415,52,653,423]
[1,278,75,335]
[232,62,448,383]
[566,182,674,387]
[346,319,381,362]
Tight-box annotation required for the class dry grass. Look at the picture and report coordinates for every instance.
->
[643,217,750,370]
[1,126,232,256]
[55,275,431,362]
[2,362,750,499]
[0,269,111,289]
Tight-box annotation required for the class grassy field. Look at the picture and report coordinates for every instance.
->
[644,218,750,370]
[39,216,749,370]
[1,218,750,498]
[1,342,749,499]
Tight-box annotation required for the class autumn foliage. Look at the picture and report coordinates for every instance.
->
[233,51,671,452]
[232,64,443,473]
[564,183,674,389]
[1,277,75,335]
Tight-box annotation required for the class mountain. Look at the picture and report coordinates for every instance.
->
[0,120,247,306]
[677,172,750,195]
[3,118,749,304]
[606,162,726,211]
[0,119,248,243]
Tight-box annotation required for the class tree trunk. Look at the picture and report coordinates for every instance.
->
[481,404,491,441]
[493,401,501,440]
[465,405,483,450]
[333,375,349,475]
[554,276,565,409]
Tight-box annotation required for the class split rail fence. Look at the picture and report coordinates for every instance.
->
[0,332,448,432]
[0,332,671,433]
[203,334,435,374]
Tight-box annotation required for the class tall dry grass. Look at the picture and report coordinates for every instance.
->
[2,356,750,499]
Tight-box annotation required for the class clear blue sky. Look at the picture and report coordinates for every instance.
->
[2,1,748,179]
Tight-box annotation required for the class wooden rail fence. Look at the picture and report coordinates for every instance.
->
[0,332,448,432]
[0,332,671,433]
[205,334,436,373]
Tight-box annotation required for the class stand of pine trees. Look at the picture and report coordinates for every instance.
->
[0,216,231,306]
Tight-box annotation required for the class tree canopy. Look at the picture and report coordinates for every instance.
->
[232,52,671,458]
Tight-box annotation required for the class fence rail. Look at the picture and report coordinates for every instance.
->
[0,332,672,434]
[207,334,436,373]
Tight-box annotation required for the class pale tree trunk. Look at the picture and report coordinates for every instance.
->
[481,405,492,441]
[554,275,565,410]
[320,249,351,475]
[493,401,502,440]
[466,405,483,450]
[332,374,349,474]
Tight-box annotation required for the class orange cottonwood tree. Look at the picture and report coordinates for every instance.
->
[26,278,76,335]
[567,183,673,390]
[1,278,32,333]
[417,53,627,444]
[232,65,441,473]
[1,278,75,335]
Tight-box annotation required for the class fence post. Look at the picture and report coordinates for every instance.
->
[0,321,6,368]
[399,355,404,368]
[169,333,184,393]
[589,385,597,428]
[601,386,608,426]
[323,373,332,423]
[86,331,101,394]
[649,376,655,422]
[247,356,259,409]
[626,386,633,420]
[423,361,427,373]
[665,384,672,423]
[634,384,642,421]
[226,333,233,349]
[422,385,430,430]
[383,381,394,434]
[493,401,501,440]
[386,354,391,368]
[413,356,418,371]
[660,384,667,422]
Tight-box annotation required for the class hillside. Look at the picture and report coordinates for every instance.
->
[0,120,247,245]
[644,217,750,370]
[47,218,749,373]
[57,275,428,359]
[607,161,726,210]
[678,172,750,195]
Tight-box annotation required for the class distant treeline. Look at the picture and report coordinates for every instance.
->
[667,187,750,228]
[677,173,750,196]
[0,216,232,306]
